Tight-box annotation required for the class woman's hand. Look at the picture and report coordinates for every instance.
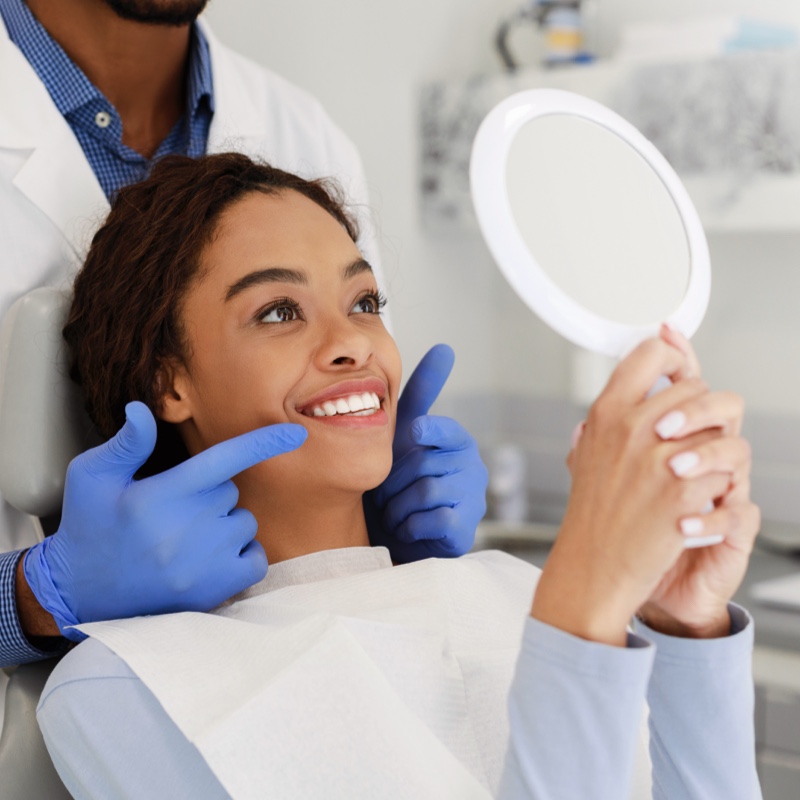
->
[637,326,759,638]
[531,329,757,646]
[638,385,758,639]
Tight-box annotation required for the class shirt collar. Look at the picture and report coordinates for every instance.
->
[187,22,214,120]
[235,547,394,600]
[0,0,214,121]
[0,0,99,116]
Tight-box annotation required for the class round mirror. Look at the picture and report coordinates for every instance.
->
[470,89,710,358]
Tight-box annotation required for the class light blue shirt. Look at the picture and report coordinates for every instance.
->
[37,576,760,799]
[500,605,760,799]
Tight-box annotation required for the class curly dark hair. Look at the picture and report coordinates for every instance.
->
[64,152,359,473]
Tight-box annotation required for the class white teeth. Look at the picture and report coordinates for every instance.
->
[348,394,365,412]
[308,391,382,418]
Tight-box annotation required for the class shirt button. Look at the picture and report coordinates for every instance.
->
[95,111,111,129]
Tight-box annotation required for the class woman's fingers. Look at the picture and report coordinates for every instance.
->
[669,471,735,519]
[680,499,760,549]
[665,436,751,485]
[655,390,745,441]
[717,478,762,547]
[659,323,702,378]
[601,337,696,406]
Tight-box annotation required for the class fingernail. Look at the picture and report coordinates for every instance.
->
[668,451,700,477]
[680,517,705,536]
[655,411,686,440]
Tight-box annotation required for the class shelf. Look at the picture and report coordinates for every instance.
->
[420,50,800,232]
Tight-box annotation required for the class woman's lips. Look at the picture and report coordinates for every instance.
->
[296,378,387,420]
[308,391,381,418]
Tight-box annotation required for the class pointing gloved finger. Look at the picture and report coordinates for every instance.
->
[80,401,157,482]
[170,423,308,494]
[395,345,455,453]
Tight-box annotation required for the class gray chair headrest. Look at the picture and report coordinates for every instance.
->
[0,288,101,518]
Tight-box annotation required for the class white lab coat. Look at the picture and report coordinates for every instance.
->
[0,15,382,554]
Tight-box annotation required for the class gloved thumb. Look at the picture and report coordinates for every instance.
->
[395,344,455,456]
[81,401,157,482]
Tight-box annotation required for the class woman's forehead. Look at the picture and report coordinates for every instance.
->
[188,191,366,303]
[206,190,360,273]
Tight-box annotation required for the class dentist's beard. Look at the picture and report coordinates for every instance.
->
[101,0,210,26]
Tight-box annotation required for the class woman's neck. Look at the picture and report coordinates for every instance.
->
[242,487,371,565]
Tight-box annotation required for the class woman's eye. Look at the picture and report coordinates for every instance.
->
[259,304,300,323]
[351,292,386,315]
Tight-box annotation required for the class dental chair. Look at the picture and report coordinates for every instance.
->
[0,287,102,800]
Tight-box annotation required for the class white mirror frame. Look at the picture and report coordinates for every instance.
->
[470,89,711,358]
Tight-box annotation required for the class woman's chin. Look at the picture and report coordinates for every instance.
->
[332,458,394,495]
[242,447,394,498]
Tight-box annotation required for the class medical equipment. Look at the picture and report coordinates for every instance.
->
[469,89,719,547]
[495,1,596,70]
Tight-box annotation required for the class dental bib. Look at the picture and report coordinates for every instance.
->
[76,548,651,799]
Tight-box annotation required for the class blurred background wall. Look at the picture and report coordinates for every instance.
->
[205,0,800,522]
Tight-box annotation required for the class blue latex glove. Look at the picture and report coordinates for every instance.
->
[23,401,307,641]
[367,344,488,562]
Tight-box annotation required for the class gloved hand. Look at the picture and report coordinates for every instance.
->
[366,344,487,562]
[24,401,307,641]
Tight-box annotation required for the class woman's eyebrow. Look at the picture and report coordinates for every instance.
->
[225,267,307,301]
[343,258,373,280]
[225,259,373,301]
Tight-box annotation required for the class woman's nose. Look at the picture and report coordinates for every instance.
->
[315,316,374,369]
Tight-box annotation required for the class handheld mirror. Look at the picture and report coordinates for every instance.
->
[469,88,710,359]
[470,88,718,547]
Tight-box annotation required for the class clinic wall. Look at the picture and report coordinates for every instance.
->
[203,0,529,403]
[205,0,800,416]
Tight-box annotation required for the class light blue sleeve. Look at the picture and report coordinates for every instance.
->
[36,638,229,800]
[500,605,760,800]
[498,616,655,799]
[633,603,762,800]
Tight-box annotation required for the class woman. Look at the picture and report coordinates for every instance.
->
[39,153,760,799]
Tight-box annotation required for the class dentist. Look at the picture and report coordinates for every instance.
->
[0,0,486,665]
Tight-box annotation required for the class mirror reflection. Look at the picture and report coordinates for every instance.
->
[505,113,691,326]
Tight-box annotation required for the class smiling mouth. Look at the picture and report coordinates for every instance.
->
[302,392,382,419]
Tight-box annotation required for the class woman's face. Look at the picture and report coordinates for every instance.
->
[162,189,401,496]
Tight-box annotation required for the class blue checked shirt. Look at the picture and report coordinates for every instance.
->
[0,0,214,665]
[0,0,213,200]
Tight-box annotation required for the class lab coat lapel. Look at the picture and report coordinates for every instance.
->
[200,20,265,153]
[0,18,108,259]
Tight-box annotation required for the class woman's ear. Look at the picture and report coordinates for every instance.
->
[156,360,193,424]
